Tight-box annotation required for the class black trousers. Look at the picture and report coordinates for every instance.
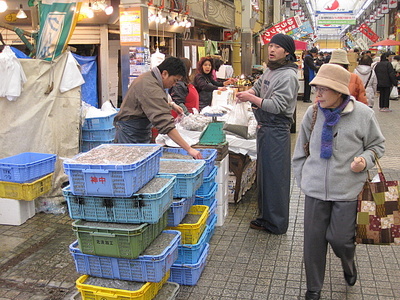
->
[303,74,311,101]
[377,86,391,108]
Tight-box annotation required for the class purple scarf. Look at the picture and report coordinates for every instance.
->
[319,96,350,159]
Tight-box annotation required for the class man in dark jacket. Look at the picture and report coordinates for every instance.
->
[302,47,319,103]
[374,52,397,112]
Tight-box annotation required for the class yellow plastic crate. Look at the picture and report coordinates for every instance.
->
[167,205,209,244]
[0,173,53,201]
[76,271,169,300]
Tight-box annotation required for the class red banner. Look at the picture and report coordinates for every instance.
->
[260,16,302,45]
[359,23,379,43]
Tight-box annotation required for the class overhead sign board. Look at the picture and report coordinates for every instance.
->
[316,0,358,14]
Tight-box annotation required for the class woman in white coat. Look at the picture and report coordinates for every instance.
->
[354,55,377,108]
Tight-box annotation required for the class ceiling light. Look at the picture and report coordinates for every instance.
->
[104,5,113,15]
[16,4,27,19]
[0,1,7,13]
[87,2,94,18]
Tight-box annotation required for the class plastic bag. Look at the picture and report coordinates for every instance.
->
[390,86,398,99]
[223,101,249,138]
[211,89,234,106]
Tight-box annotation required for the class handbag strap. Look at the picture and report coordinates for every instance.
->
[364,71,373,89]
[310,103,318,133]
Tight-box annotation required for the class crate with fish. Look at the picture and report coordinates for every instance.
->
[0,152,56,183]
[81,139,114,153]
[153,282,180,300]
[69,230,181,282]
[194,182,217,207]
[167,195,195,227]
[72,211,168,259]
[175,224,209,265]
[0,173,53,201]
[162,147,217,178]
[63,144,162,197]
[64,175,175,224]
[166,205,208,244]
[195,166,217,195]
[169,243,209,286]
[75,270,169,300]
[159,159,205,198]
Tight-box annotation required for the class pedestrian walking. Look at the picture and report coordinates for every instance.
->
[302,47,319,103]
[374,52,397,112]
[329,49,368,105]
[292,63,385,300]
[114,56,202,159]
[354,55,378,108]
[236,33,299,235]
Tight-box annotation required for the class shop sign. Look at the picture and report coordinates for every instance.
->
[291,0,299,10]
[359,23,379,43]
[318,19,356,25]
[389,0,397,9]
[260,16,302,45]
[316,0,357,14]
[288,21,313,39]
[120,7,141,46]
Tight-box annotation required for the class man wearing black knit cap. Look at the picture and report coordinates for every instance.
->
[236,33,299,235]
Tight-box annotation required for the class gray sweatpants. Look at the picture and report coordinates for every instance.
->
[304,195,357,291]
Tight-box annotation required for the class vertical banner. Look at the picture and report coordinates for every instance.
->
[36,0,81,61]
[389,0,397,9]
[359,23,379,43]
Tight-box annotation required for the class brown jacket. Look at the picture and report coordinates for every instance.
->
[349,73,368,105]
[114,71,175,135]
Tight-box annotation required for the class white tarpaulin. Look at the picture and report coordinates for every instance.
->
[0,52,81,213]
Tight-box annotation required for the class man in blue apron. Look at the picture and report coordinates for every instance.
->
[114,57,201,159]
[235,33,299,234]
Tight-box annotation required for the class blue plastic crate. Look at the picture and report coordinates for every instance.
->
[206,198,217,226]
[82,112,117,130]
[64,175,175,224]
[162,148,217,178]
[81,140,114,153]
[82,127,116,142]
[69,230,181,282]
[167,195,195,227]
[206,214,217,244]
[169,243,209,286]
[159,159,205,198]
[63,144,162,197]
[194,182,217,207]
[0,152,56,183]
[175,225,208,264]
[195,166,217,195]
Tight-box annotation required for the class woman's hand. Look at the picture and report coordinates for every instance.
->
[188,148,202,159]
[218,87,227,91]
[351,156,366,172]
[171,102,184,115]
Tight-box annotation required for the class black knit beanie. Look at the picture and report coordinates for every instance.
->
[269,33,296,62]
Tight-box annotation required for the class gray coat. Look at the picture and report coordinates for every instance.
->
[292,98,385,201]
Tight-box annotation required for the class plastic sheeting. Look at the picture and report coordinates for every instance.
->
[72,53,98,107]
[0,52,81,213]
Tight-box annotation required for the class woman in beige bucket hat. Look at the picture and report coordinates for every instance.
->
[292,63,385,300]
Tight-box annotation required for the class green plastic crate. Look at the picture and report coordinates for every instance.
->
[72,211,168,259]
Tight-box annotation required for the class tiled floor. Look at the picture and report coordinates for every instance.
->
[0,99,399,300]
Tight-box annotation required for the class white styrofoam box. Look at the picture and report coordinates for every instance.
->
[228,175,236,203]
[0,198,35,226]
[216,203,227,226]
[215,155,229,184]
[216,181,228,206]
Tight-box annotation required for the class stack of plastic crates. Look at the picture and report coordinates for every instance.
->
[0,152,56,225]
[160,147,217,285]
[81,111,117,152]
[63,144,181,299]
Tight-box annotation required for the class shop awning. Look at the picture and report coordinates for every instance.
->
[294,40,307,50]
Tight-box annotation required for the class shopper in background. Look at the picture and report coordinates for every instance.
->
[114,56,202,159]
[329,49,368,105]
[236,33,299,235]
[374,52,398,112]
[354,55,377,108]
[193,56,236,110]
[303,47,319,103]
[169,57,199,117]
[292,63,385,300]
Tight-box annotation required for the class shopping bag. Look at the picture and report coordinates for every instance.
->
[356,157,400,245]
[389,86,398,99]
[223,101,249,138]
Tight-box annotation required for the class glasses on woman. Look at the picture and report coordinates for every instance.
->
[312,86,330,94]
